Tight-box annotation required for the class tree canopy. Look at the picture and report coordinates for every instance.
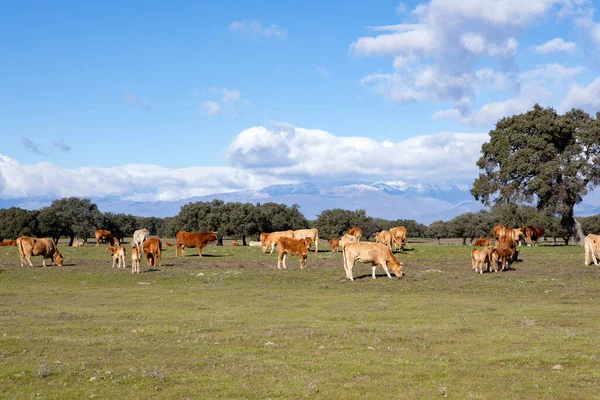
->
[471,104,600,244]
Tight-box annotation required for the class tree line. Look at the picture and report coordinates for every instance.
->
[2,196,600,246]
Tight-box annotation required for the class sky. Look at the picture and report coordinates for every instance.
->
[1,0,600,202]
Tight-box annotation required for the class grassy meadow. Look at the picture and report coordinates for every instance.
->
[1,238,600,399]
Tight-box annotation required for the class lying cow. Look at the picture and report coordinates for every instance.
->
[473,238,490,246]
[343,242,403,281]
[17,236,64,267]
[0,239,17,247]
[276,237,312,270]
[143,237,162,267]
[108,246,127,269]
[131,245,141,274]
[73,241,86,247]
[329,238,340,253]
[584,234,600,266]
[175,231,217,257]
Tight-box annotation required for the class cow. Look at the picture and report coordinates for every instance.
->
[165,242,174,247]
[347,227,363,242]
[329,238,340,253]
[0,239,17,247]
[505,228,524,246]
[175,231,217,257]
[72,241,85,247]
[108,246,126,269]
[132,228,150,251]
[232,241,239,246]
[473,238,490,247]
[95,229,113,247]
[492,235,517,271]
[472,247,492,274]
[524,226,545,247]
[260,230,294,254]
[492,225,506,245]
[276,237,312,270]
[343,242,403,281]
[389,226,407,252]
[375,230,393,250]
[293,228,320,253]
[131,245,141,274]
[143,237,162,267]
[584,234,600,266]
[16,236,64,268]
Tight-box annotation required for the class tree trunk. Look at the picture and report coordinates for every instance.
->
[242,235,247,246]
[217,237,223,246]
[462,237,467,245]
[563,236,570,246]
[562,208,584,246]
[68,234,74,246]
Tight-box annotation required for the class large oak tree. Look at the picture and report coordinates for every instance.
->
[471,104,600,244]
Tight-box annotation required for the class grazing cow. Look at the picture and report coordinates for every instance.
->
[584,234,600,266]
[492,225,506,245]
[347,227,363,242]
[143,237,162,267]
[73,241,85,247]
[473,238,490,247]
[276,237,312,270]
[293,228,320,253]
[175,231,217,257]
[0,239,17,247]
[524,226,545,246]
[95,229,113,247]
[132,228,150,251]
[472,247,492,274]
[505,228,524,246]
[493,235,516,271]
[261,230,294,254]
[131,245,141,274]
[343,242,403,281]
[329,238,340,253]
[108,246,126,269]
[375,230,393,250]
[389,226,407,252]
[17,236,64,267]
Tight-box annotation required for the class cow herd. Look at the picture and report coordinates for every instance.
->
[6,223,600,280]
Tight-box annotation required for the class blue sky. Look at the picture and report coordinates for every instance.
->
[1,0,600,202]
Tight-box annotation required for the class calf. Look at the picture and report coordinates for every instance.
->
[143,237,162,267]
[131,245,141,274]
[584,234,600,266]
[0,239,17,247]
[108,246,126,269]
[329,238,340,253]
[276,237,311,270]
[73,241,86,247]
[343,242,403,281]
[473,238,490,246]
[471,247,491,274]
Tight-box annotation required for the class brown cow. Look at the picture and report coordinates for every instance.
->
[108,246,126,269]
[347,227,363,242]
[389,226,407,252]
[343,242,403,281]
[131,245,141,274]
[292,228,319,253]
[143,237,162,267]
[492,225,506,245]
[261,230,294,254]
[505,228,524,247]
[584,234,600,266]
[329,238,340,253]
[175,231,217,257]
[524,226,545,246]
[375,230,393,250]
[471,247,492,274]
[165,242,174,247]
[276,237,312,270]
[232,241,239,246]
[492,235,516,271]
[473,238,490,246]
[72,241,86,247]
[95,229,113,247]
[0,239,17,246]
[17,236,64,267]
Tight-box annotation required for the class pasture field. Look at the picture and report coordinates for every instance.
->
[1,239,600,399]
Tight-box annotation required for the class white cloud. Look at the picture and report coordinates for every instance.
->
[560,76,600,112]
[0,155,293,201]
[201,101,222,116]
[533,37,577,53]
[314,66,331,78]
[226,125,488,180]
[209,88,241,105]
[229,20,287,40]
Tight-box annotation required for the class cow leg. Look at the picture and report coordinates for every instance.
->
[380,262,392,279]
[198,247,203,257]
[282,253,288,269]
[344,257,354,281]
[26,255,33,268]
[42,257,47,268]
[314,239,318,253]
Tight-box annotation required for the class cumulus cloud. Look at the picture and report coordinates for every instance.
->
[229,20,287,40]
[0,155,293,201]
[226,124,488,181]
[560,76,600,112]
[533,37,577,53]
[123,92,151,111]
[201,101,222,116]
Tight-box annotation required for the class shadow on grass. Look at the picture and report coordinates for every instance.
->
[352,273,403,280]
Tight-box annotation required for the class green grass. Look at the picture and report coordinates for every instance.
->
[1,239,600,399]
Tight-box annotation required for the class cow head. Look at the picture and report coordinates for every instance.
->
[388,258,403,277]
[261,242,269,253]
[303,237,313,250]
[53,251,64,267]
[209,232,218,242]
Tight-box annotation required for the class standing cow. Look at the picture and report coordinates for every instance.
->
[132,228,150,252]
[95,229,113,247]
[343,242,403,281]
[175,231,217,257]
[17,236,64,267]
